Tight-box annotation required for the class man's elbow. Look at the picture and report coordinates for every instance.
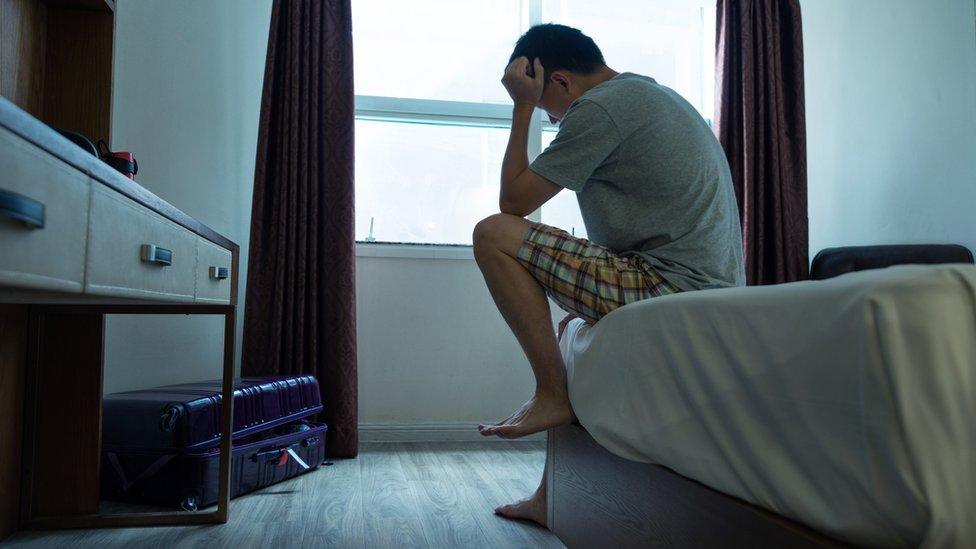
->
[499,197,531,217]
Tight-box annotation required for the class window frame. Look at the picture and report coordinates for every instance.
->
[354,0,713,257]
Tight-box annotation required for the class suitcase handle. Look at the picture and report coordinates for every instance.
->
[160,405,182,432]
[252,444,297,463]
[251,438,317,468]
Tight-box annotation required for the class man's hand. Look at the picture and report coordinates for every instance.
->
[502,56,544,107]
[498,56,561,216]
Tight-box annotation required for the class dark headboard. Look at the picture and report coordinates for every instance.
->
[810,244,975,280]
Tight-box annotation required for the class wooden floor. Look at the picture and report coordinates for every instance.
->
[6,442,563,548]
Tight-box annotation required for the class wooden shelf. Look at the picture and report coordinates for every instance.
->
[0,0,115,144]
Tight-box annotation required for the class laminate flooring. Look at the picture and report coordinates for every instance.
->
[6,442,563,549]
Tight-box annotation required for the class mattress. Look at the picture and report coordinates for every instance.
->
[559,264,976,548]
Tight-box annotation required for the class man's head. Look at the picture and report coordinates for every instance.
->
[509,24,608,122]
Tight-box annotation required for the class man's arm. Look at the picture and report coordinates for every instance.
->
[499,57,562,217]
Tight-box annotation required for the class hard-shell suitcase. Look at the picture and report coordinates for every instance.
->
[102,375,322,451]
[101,419,327,511]
[100,375,327,510]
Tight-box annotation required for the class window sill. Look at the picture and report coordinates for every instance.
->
[355,242,474,260]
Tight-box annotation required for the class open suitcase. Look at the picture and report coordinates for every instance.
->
[100,376,327,511]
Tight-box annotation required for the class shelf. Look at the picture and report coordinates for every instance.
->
[1,0,115,144]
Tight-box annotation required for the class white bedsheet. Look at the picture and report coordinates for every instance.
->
[559,264,976,548]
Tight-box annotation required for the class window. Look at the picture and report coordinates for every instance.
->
[354,0,716,245]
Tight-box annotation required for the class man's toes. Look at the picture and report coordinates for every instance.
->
[495,502,523,518]
[494,424,522,438]
[494,498,546,526]
[480,425,502,436]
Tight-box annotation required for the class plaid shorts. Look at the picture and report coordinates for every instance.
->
[517,223,680,325]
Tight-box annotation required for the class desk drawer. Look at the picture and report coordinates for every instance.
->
[195,238,233,304]
[86,185,197,301]
[0,127,89,292]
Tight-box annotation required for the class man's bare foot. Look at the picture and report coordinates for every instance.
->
[495,485,547,528]
[477,390,574,438]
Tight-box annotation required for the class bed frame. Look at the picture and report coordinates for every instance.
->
[545,425,846,548]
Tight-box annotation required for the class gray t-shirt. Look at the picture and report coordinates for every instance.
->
[529,72,745,291]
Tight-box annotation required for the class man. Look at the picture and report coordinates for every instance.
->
[472,24,744,525]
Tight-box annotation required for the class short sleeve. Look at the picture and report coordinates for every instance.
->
[528,100,620,192]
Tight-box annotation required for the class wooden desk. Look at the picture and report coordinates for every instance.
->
[0,98,238,535]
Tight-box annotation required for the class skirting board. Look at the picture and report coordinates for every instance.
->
[359,422,546,443]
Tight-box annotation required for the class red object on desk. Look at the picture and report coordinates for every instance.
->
[97,140,139,180]
[108,151,137,180]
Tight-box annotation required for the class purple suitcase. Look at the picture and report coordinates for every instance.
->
[102,375,322,452]
[101,419,327,511]
[100,375,327,510]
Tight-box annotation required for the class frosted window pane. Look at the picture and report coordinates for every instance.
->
[541,0,716,118]
[355,119,507,245]
[353,0,523,104]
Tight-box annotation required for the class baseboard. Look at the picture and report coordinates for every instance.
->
[358,422,546,443]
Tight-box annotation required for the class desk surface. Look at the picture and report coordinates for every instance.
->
[0,97,236,252]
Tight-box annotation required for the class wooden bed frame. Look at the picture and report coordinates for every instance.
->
[545,424,847,548]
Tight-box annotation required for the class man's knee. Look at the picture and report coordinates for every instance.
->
[472,214,500,253]
[473,213,521,255]
[474,213,532,263]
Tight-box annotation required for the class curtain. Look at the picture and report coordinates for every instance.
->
[715,0,809,285]
[242,0,357,458]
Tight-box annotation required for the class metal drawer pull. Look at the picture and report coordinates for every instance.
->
[0,188,45,229]
[210,266,229,280]
[141,244,173,266]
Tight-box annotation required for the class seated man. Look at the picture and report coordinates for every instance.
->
[472,24,746,525]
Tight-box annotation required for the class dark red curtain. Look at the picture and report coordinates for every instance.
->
[243,0,357,458]
[715,0,809,285]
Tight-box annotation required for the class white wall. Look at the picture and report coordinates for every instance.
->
[803,0,976,260]
[105,0,271,392]
[357,253,541,428]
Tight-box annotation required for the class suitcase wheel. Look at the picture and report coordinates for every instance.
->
[180,496,198,512]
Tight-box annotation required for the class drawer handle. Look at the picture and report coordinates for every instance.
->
[0,188,45,229]
[209,266,229,280]
[141,244,173,266]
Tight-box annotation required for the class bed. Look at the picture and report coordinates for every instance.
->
[548,259,976,548]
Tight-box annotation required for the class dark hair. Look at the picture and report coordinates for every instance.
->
[509,24,605,83]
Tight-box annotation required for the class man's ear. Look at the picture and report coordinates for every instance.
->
[549,71,571,93]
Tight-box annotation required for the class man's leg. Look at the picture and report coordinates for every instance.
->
[472,212,575,439]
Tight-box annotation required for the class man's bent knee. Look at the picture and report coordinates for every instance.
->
[473,213,527,258]
[472,214,502,253]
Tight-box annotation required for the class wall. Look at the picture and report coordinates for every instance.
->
[105,0,271,392]
[357,252,548,437]
[803,0,976,259]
